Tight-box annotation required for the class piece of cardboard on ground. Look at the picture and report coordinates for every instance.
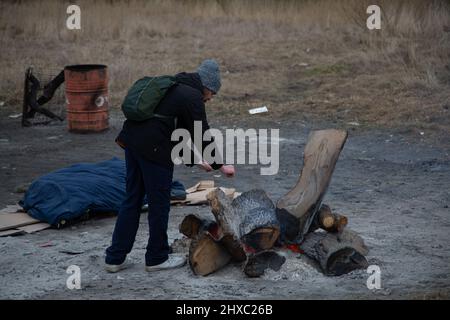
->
[0,212,40,231]
[0,204,49,236]
[185,182,201,194]
[185,180,215,194]
[172,180,236,205]
[0,229,26,237]
[198,180,215,191]
[17,222,51,234]
[188,187,235,205]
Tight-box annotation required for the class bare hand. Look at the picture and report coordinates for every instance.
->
[220,165,235,178]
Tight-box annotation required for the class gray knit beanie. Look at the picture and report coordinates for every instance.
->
[197,59,221,94]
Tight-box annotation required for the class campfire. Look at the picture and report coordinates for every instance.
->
[179,129,369,277]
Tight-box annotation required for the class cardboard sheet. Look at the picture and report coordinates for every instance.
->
[0,213,40,231]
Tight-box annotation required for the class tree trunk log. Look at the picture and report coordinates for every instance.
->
[189,233,231,276]
[300,229,369,276]
[277,129,348,241]
[179,214,233,276]
[179,214,212,239]
[207,188,280,254]
[206,189,284,276]
[308,204,348,233]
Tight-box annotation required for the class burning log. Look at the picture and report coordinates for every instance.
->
[300,229,369,276]
[277,129,348,241]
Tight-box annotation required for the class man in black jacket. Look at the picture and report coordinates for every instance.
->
[105,59,235,273]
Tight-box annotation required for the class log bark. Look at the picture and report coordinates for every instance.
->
[207,189,280,253]
[277,129,348,241]
[276,207,300,244]
[300,229,369,276]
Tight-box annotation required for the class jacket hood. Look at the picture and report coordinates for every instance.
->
[175,72,203,94]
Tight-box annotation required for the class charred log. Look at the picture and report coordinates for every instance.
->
[243,251,286,278]
[300,229,369,276]
[276,207,300,244]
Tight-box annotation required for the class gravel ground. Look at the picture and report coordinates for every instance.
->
[0,112,449,299]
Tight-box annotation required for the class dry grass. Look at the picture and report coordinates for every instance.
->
[0,0,449,134]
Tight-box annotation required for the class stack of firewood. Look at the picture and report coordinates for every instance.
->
[180,129,369,277]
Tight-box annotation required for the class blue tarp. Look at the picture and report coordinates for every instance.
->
[20,158,185,225]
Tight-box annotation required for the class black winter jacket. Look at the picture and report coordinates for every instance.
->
[116,72,223,170]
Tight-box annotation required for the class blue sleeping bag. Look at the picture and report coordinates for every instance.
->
[20,158,185,225]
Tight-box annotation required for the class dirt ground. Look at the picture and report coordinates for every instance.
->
[0,108,449,300]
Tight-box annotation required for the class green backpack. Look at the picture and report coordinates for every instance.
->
[121,75,177,121]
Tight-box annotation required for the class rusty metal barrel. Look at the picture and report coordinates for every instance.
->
[64,64,109,132]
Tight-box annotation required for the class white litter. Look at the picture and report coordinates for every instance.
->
[8,113,21,119]
[249,106,268,114]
